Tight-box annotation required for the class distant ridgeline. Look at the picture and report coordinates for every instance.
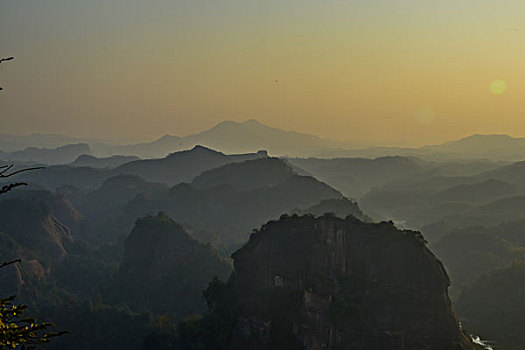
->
[10,147,366,252]
[6,123,525,161]
[0,142,484,350]
[11,145,268,190]
[170,214,477,350]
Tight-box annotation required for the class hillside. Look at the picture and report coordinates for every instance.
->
[2,189,84,235]
[114,145,267,185]
[192,157,294,191]
[109,213,232,318]
[288,156,426,198]
[0,198,72,267]
[77,175,168,217]
[13,146,267,191]
[123,158,364,250]
[458,262,525,350]
[431,228,525,298]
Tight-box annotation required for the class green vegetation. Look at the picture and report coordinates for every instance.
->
[0,294,65,349]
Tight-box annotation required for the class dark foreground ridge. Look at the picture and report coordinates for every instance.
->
[177,214,476,350]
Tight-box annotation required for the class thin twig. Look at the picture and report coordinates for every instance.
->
[0,166,45,178]
[0,164,14,175]
[0,182,27,195]
[0,259,21,269]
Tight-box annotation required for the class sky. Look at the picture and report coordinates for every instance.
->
[1,0,525,147]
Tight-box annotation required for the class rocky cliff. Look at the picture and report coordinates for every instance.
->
[0,199,73,267]
[195,214,475,350]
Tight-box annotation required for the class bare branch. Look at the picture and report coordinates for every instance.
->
[0,165,44,196]
[0,165,14,174]
[0,57,14,63]
[0,259,21,269]
[0,166,45,178]
[0,182,27,195]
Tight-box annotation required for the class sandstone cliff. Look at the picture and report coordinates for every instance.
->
[198,214,476,350]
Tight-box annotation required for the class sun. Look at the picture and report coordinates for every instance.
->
[490,79,508,95]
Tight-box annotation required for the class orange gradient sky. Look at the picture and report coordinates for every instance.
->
[1,0,525,146]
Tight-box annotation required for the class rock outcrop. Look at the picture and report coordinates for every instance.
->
[198,214,475,350]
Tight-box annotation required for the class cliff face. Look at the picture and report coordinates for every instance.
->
[0,199,73,267]
[225,215,474,350]
[5,190,84,236]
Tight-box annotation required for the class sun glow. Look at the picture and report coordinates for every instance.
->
[490,79,508,95]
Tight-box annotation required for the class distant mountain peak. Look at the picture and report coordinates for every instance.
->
[242,118,263,125]
[158,134,178,140]
[189,145,220,153]
[165,145,222,159]
[211,119,273,131]
[460,133,514,141]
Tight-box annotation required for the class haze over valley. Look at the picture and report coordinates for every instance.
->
[3,1,525,349]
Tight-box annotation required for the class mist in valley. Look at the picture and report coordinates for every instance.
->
[2,1,525,349]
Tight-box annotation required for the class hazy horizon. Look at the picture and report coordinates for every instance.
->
[1,118,523,149]
[2,1,525,147]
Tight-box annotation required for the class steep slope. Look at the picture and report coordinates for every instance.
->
[0,198,73,267]
[179,215,475,350]
[110,213,232,318]
[2,189,84,236]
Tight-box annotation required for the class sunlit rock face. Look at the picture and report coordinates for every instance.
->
[226,214,475,350]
